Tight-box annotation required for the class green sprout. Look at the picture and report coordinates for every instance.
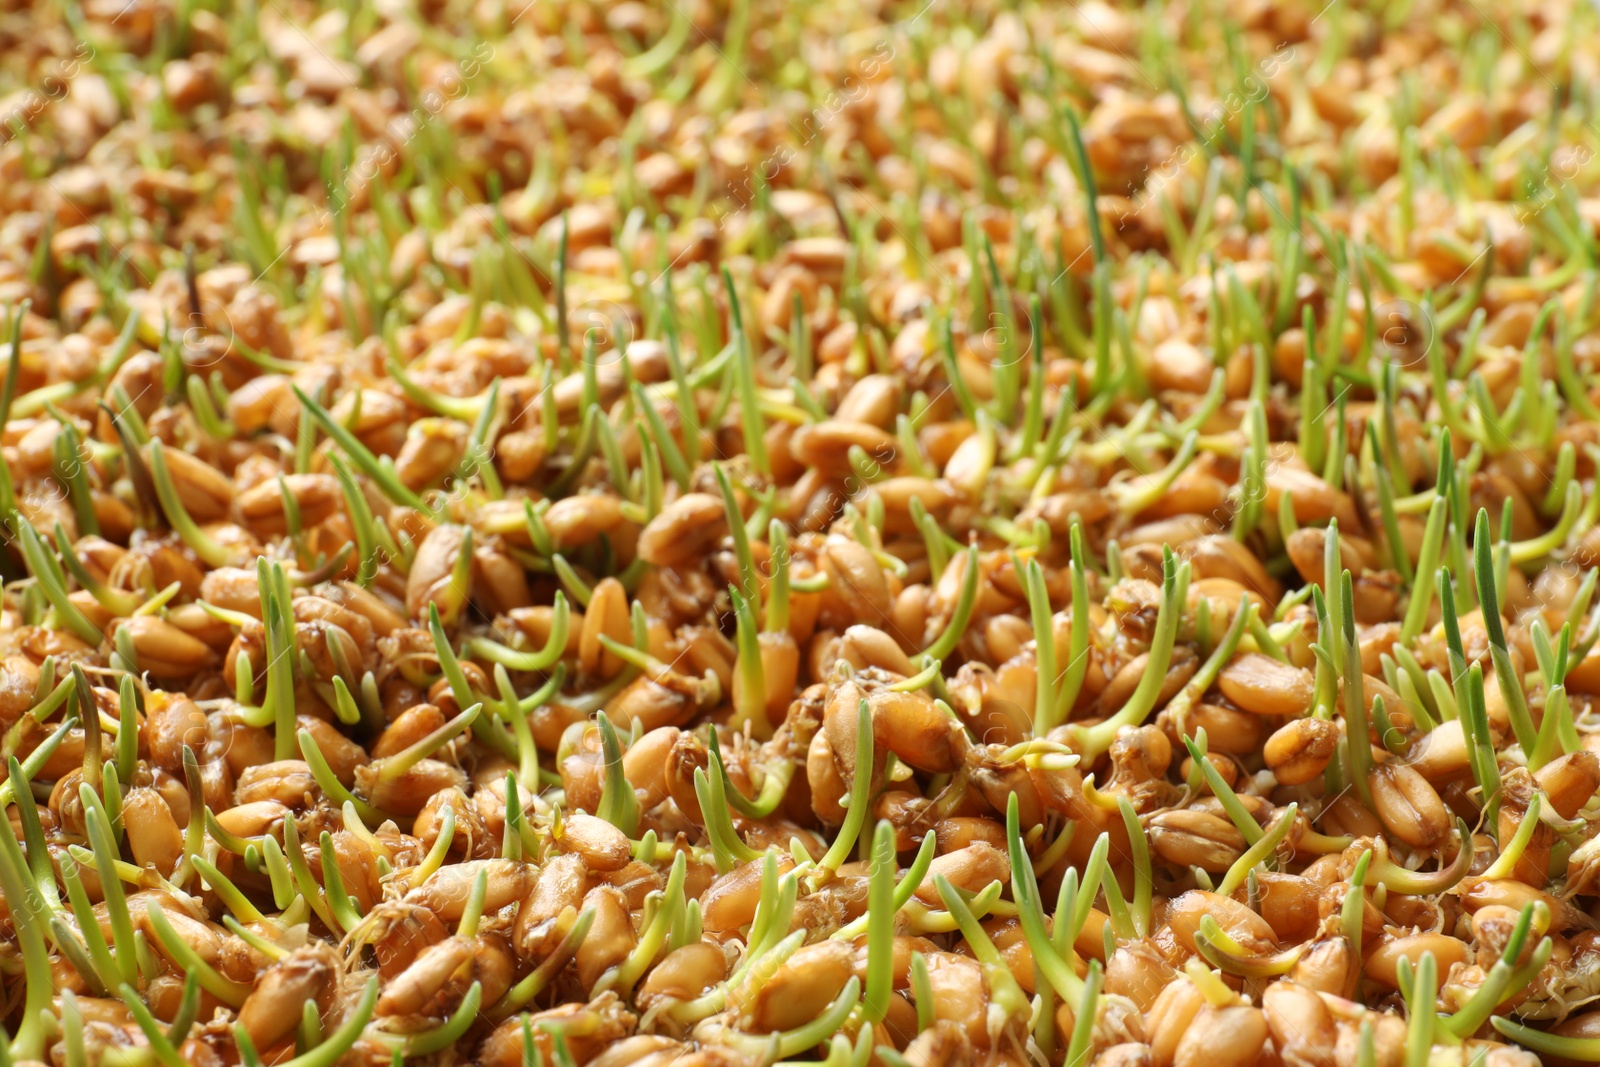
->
[729,586,770,741]
[706,728,792,820]
[294,384,433,516]
[831,829,937,944]
[147,439,239,568]
[1398,951,1436,1067]
[1070,548,1189,760]
[15,519,102,645]
[146,902,250,1006]
[820,698,875,872]
[0,784,52,1059]
[1473,509,1537,751]
[1182,732,1264,844]
[595,714,639,837]
[722,268,769,476]
[119,983,195,1067]
[598,850,688,997]
[1117,797,1153,937]
[1481,794,1543,881]
[49,420,98,538]
[693,756,763,876]
[1446,903,1552,1038]
[7,758,58,914]
[935,873,1029,1044]
[1216,803,1297,897]
[922,544,979,664]
[856,820,896,1024]
[1369,820,1475,894]
[1460,662,1502,820]
[1005,794,1084,1003]
[238,978,378,1067]
[1167,596,1255,724]
[467,591,571,673]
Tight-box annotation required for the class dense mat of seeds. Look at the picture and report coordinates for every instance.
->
[8,0,1600,1063]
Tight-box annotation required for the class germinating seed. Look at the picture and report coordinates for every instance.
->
[0,0,1599,1064]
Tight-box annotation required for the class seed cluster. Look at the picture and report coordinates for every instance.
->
[2,0,1600,1064]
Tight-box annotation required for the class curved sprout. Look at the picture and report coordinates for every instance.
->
[467,591,571,672]
[1195,917,1305,978]
[721,977,862,1059]
[250,977,379,1067]
[1369,822,1476,894]
[403,982,483,1056]
[600,850,688,996]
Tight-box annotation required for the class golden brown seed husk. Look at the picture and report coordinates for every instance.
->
[1217,652,1314,716]
[1265,718,1339,786]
